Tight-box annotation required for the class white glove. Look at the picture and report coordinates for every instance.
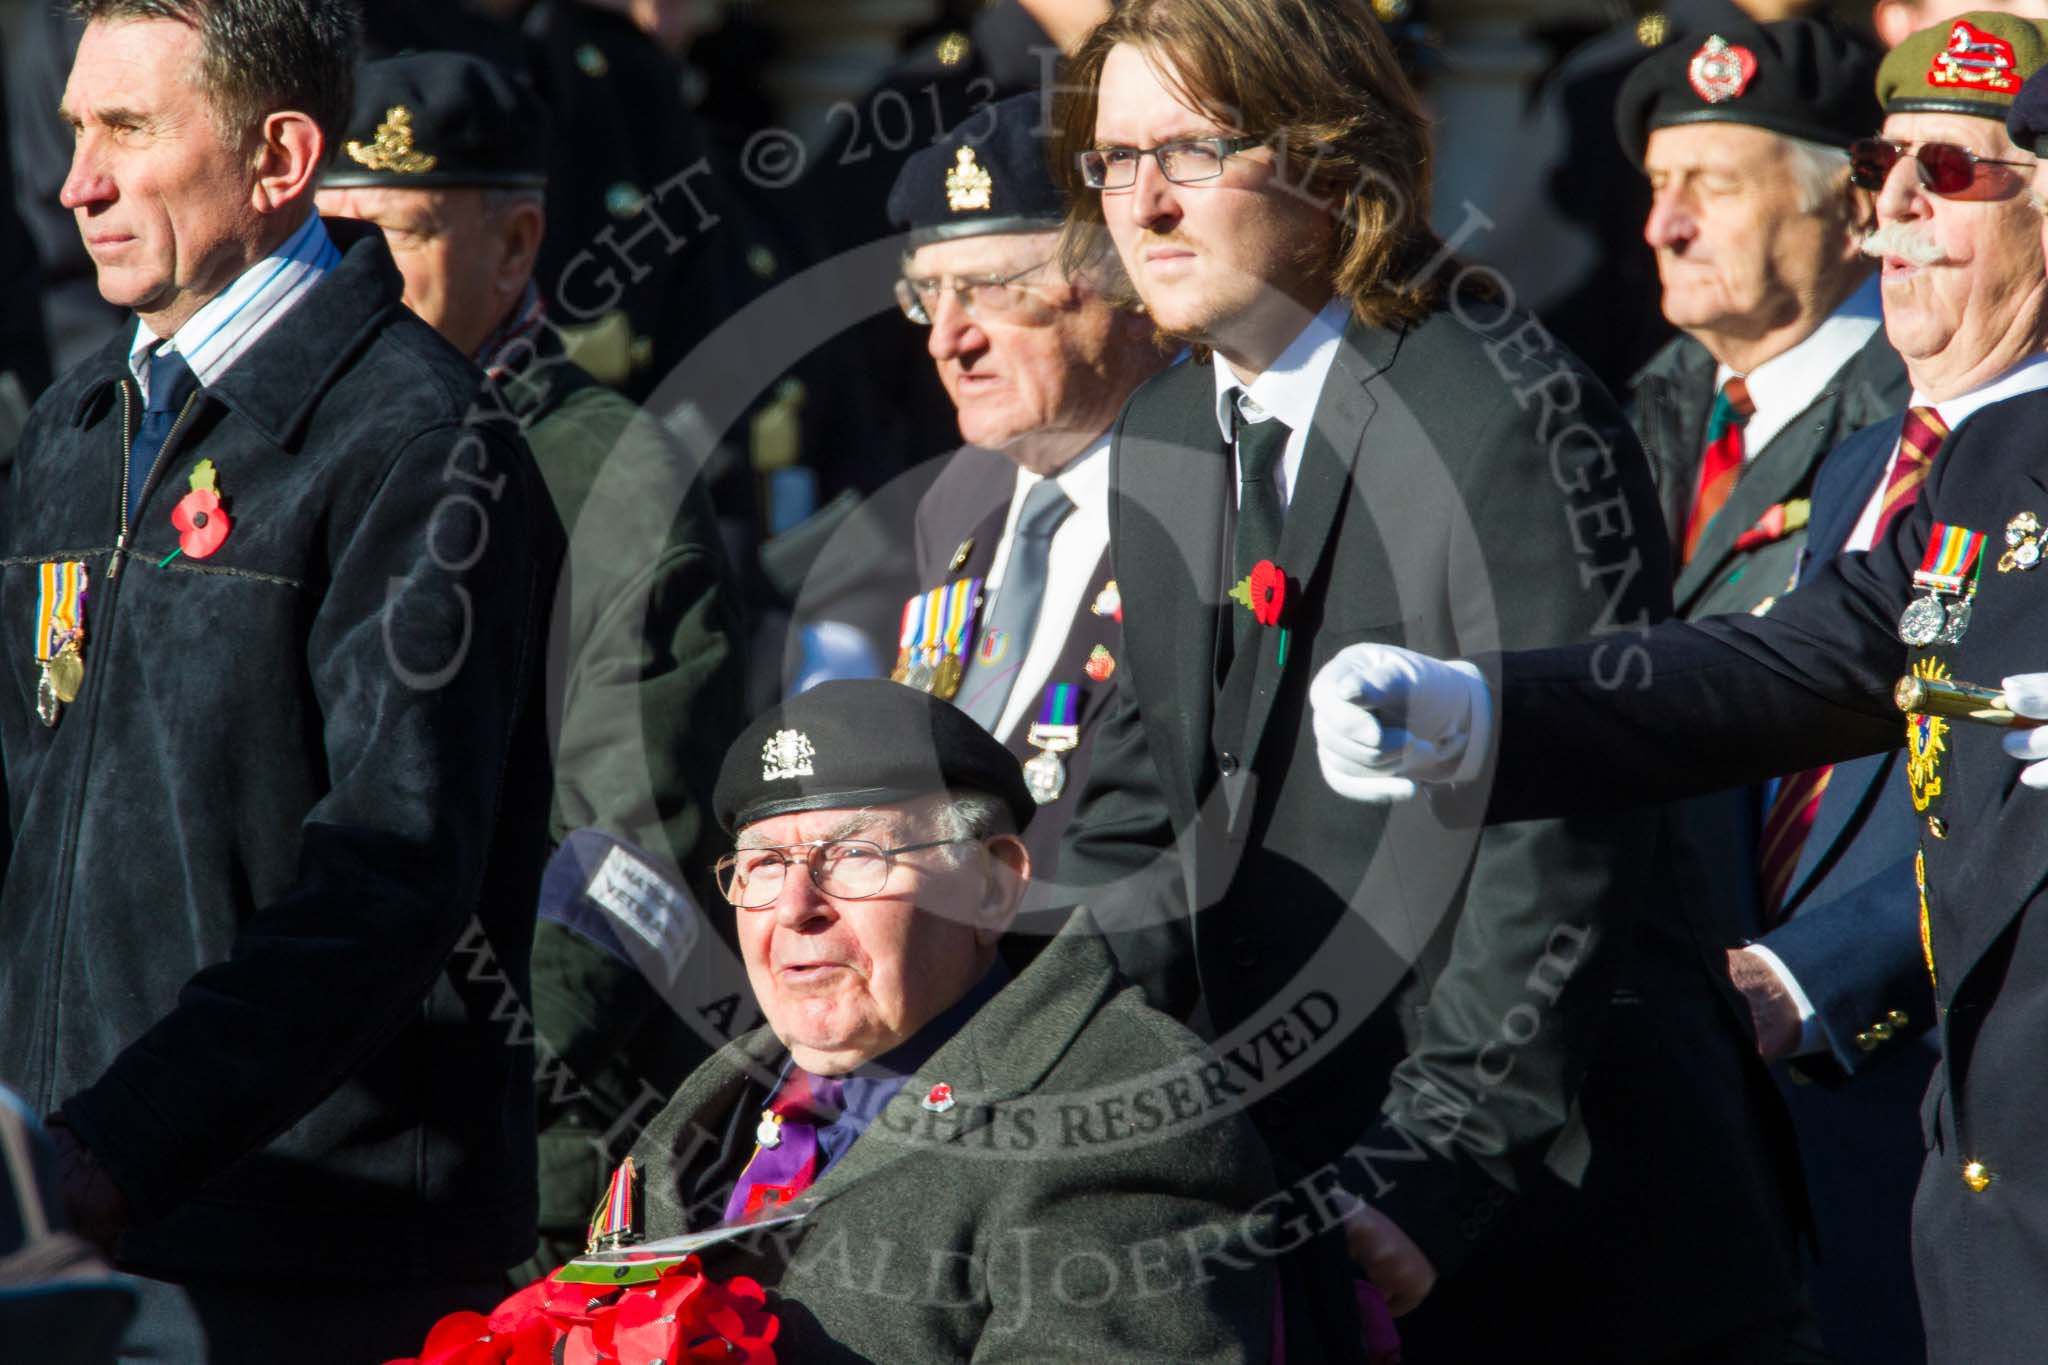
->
[1999,674,2048,788]
[1309,643,1492,803]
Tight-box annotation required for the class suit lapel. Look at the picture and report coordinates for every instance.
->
[1112,361,1231,797]
[1674,392,1840,607]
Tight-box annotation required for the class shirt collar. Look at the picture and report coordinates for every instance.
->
[1914,351,2048,432]
[1012,432,1110,517]
[128,214,339,391]
[1712,274,1883,438]
[1212,295,1349,445]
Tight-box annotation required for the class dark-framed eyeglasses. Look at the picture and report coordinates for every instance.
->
[1077,135,1266,190]
[714,837,976,909]
[1848,137,2037,197]
[895,259,1055,325]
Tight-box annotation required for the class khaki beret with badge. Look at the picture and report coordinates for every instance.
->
[1876,11,2048,120]
[1615,18,1881,165]
[714,679,1034,835]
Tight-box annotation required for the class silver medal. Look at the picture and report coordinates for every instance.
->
[1023,748,1067,804]
[1936,596,1973,645]
[1898,594,1948,647]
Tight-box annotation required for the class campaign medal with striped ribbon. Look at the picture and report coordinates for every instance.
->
[583,1156,639,1252]
[1899,524,1986,646]
[34,561,89,727]
[1023,683,1081,804]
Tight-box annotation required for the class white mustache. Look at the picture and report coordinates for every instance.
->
[1862,224,1950,267]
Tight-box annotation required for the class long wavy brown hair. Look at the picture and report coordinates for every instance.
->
[1051,0,1446,330]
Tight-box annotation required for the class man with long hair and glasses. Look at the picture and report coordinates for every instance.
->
[1046,0,1809,1358]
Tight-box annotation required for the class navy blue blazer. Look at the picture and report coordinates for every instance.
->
[1756,416,1935,1074]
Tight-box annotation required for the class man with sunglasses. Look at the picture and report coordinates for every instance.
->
[873,93,1168,898]
[1309,38,2048,1365]
[616,679,1288,1362]
[1675,15,2048,1361]
[1046,0,1809,1358]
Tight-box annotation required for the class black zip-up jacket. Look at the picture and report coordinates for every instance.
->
[0,220,562,1281]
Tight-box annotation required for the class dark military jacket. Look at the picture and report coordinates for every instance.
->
[1489,386,2048,1364]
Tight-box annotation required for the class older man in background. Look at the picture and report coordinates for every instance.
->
[316,51,751,1279]
[880,93,1168,903]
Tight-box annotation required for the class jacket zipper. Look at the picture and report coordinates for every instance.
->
[108,382,202,581]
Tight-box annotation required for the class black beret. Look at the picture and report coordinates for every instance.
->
[2011,61,2048,154]
[887,91,1064,245]
[714,680,1034,835]
[325,52,548,190]
[1615,19,1880,165]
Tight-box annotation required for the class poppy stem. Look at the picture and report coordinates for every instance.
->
[158,548,182,569]
[1277,628,1290,669]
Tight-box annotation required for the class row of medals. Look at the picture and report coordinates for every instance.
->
[1898,513,2041,647]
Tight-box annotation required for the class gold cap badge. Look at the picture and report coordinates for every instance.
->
[345,106,438,175]
[945,146,993,213]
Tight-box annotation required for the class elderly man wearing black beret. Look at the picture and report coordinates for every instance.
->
[792,93,1169,910]
[611,679,1293,1363]
[316,51,750,1279]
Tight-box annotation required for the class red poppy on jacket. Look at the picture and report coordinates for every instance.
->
[171,488,230,558]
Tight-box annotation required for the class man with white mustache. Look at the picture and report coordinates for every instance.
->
[1694,16,2048,1362]
[1307,18,2048,1361]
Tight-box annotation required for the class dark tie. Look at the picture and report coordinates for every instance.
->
[1226,409,1291,673]
[130,347,200,523]
[957,478,1074,731]
[721,1069,845,1224]
[1758,405,1949,920]
[1682,375,1754,563]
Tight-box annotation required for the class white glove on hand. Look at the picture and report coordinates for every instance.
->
[1999,674,2048,788]
[1309,643,1491,803]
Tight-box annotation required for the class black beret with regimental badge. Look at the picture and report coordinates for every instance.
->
[1615,18,1880,165]
[1877,11,2048,121]
[2008,61,2048,155]
[715,680,1035,835]
[886,91,1064,245]
[324,51,549,190]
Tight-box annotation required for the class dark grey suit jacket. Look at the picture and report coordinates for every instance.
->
[1632,322,1907,619]
[1055,302,1805,1359]
[629,924,1285,1364]
[911,445,1122,886]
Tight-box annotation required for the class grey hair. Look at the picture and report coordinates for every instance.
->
[923,792,1016,865]
[72,0,362,161]
[1783,136,1854,216]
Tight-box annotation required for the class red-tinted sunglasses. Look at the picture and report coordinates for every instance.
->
[1848,137,2036,196]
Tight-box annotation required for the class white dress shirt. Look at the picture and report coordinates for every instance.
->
[128,213,340,397]
[1212,295,1351,508]
[1712,275,1883,457]
[1749,348,2048,1055]
[982,435,1113,742]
